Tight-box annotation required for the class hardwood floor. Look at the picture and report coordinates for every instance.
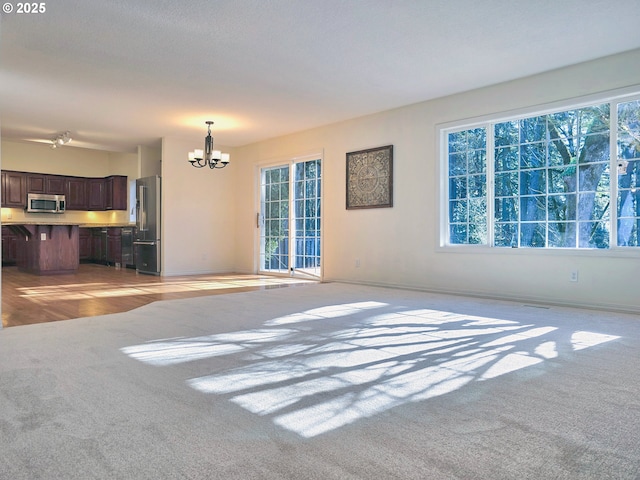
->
[1,265,317,328]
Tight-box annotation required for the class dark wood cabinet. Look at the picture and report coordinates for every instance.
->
[65,177,88,210]
[2,171,27,208]
[26,174,46,193]
[88,178,106,210]
[26,174,67,195]
[107,228,122,265]
[2,170,128,211]
[106,176,127,210]
[46,175,66,195]
[79,228,92,261]
[90,228,107,264]
[2,226,18,265]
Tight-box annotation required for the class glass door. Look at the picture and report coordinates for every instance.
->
[259,158,321,278]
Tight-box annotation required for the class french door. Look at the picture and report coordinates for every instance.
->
[259,158,321,278]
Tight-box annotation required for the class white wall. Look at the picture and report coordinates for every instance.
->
[160,136,237,276]
[233,49,640,312]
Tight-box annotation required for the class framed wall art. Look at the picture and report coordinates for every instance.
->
[346,144,393,209]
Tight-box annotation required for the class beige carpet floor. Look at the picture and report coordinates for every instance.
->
[1,282,639,479]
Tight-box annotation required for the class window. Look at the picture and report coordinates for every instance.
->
[442,95,640,250]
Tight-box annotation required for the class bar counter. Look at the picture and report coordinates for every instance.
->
[5,223,79,275]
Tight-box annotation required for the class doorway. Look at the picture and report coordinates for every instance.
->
[259,157,322,279]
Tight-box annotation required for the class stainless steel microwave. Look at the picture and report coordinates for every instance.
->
[26,193,66,214]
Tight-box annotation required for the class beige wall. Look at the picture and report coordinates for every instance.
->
[0,140,138,225]
[1,139,137,178]
[160,136,237,275]
[232,49,640,312]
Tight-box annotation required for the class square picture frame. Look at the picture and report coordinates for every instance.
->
[346,145,393,209]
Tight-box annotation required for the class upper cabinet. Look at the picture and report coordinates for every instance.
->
[87,178,105,210]
[105,176,127,210]
[65,176,89,210]
[27,174,66,195]
[2,171,27,208]
[1,170,128,211]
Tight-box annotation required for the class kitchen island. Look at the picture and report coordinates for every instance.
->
[5,223,80,275]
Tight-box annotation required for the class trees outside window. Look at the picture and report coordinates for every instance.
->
[443,96,640,249]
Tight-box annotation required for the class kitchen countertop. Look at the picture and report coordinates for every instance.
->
[2,222,134,228]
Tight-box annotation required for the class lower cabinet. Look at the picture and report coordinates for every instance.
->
[79,228,92,261]
[107,228,122,265]
[2,227,18,265]
[80,227,134,267]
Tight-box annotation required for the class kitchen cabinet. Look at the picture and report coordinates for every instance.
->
[2,171,27,208]
[91,228,107,264]
[65,177,88,210]
[26,174,46,193]
[2,171,128,211]
[2,226,18,265]
[79,228,92,261]
[88,178,106,210]
[26,174,67,195]
[105,175,127,210]
[46,175,66,195]
[107,228,122,265]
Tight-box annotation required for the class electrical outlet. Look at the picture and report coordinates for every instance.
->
[355,259,361,268]
[569,270,578,282]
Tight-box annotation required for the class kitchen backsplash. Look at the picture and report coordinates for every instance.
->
[1,207,133,225]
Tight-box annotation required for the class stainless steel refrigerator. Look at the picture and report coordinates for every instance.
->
[134,175,161,275]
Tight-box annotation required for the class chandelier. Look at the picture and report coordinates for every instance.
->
[51,131,72,149]
[188,121,230,169]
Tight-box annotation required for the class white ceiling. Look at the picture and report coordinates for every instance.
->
[1,0,639,153]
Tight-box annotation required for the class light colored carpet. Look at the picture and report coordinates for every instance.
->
[1,282,639,479]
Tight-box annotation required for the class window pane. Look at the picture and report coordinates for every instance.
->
[520,196,546,221]
[548,222,577,248]
[495,172,518,196]
[549,167,576,193]
[520,223,546,247]
[494,223,518,247]
[495,146,519,172]
[449,153,466,176]
[448,131,467,153]
[450,224,468,244]
[495,197,518,222]
[494,121,518,147]
[520,143,546,169]
[578,221,609,248]
[520,170,546,195]
[520,116,546,143]
[548,194,576,221]
[450,200,467,223]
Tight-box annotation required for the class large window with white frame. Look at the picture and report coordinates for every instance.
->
[442,94,640,250]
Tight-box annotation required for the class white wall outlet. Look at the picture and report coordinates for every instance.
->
[40,233,47,241]
[355,258,361,268]
[569,270,578,282]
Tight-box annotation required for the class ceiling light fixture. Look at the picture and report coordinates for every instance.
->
[51,131,72,149]
[188,121,230,169]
